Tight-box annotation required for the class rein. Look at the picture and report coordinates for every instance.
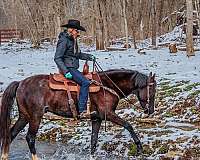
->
[95,62,137,105]
[94,61,154,114]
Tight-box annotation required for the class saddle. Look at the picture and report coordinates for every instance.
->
[49,69,101,120]
[49,72,100,92]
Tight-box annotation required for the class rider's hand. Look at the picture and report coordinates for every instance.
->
[64,72,72,79]
[91,55,96,62]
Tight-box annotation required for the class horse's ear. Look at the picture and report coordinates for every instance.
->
[152,73,155,80]
[149,72,152,77]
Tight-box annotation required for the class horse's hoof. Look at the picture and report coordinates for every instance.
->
[1,153,8,160]
[91,150,95,155]
[137,143,143,155]
[91,147,96,155]
[90,154,96,160]
[90,111,99,120]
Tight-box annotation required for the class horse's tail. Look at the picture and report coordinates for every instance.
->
[0,81,19,147]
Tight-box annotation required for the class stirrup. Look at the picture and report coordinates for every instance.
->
[79,111,98,119]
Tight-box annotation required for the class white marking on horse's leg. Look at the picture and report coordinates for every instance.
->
[32,154,39,160]
[1,144,9,160]
[1,153,8,160]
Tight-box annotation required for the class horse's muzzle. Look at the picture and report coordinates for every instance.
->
[144,104,154,115]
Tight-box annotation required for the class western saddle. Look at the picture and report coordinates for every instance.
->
[49,61,101,119]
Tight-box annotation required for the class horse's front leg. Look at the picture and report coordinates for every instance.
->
[91,119,102,155]
[107,112,143,154]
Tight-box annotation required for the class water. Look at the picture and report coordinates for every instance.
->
[7,136,128,160]
[8,136,59,160]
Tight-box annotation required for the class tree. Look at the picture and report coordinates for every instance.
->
[186,0,195,56]
[0,0,190,48]
[122,0,128,49]
[151,0,157,46]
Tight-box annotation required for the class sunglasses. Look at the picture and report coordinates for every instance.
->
[73,29,80,33]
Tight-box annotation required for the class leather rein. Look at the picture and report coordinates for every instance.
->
[94,61,154,111]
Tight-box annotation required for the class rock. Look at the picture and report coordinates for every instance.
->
[123,43,131,48]
[183,147,200,159]
[137,48,146,55]
[143,144,154,156]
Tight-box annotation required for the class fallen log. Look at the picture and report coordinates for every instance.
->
[106,47,127,51]
[177,47,200,51]
[136,118,161,124]
[43,113,65,121]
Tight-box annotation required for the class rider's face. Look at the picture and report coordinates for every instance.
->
[71,28,80,39]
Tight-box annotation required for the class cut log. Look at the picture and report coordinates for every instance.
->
[169,43,177,53]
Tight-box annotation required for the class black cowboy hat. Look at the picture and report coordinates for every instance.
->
[61,19,86,32]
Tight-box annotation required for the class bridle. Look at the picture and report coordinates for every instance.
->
[95,61,154,110]
[145,81,155,114]
[94,62,135,105]
[132,81,154,113]
[93,61,155,131]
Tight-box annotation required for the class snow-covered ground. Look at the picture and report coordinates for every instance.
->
[0,28,200,159]
[1,42,200,89]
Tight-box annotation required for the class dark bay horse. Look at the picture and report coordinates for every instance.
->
[0,69,156,160]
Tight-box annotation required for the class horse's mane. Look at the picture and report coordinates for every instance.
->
[104,69,137,75]
[135,72,148,88]
[103,68,148,88]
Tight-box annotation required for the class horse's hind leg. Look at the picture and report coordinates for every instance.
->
[1,116,27,160]
[10,116,28,142]
[107,112,143,154]
[26,119,41,160]
[1,140,10,160]
[91,119,102,155]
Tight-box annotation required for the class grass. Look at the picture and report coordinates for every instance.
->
[183,82,200,92]
[158,144,169,154]
[128,143,138,156]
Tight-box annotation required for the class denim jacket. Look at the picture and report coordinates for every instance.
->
[54,32,93,74]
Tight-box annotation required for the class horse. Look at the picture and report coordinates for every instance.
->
[0,69,156,160]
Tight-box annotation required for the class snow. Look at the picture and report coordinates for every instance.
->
[1,27,200,159]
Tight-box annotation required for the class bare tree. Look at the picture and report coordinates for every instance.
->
[122,0,128,49]
[151,0,157,46]
[186,0,195,56]
[0,0,192,49]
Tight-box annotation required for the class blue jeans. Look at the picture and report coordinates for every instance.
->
[68,68,90,113]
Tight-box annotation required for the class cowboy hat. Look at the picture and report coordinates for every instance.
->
[61,19,86,32]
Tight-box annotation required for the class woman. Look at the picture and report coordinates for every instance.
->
[54,19,96,118]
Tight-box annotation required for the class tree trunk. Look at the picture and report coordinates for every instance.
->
[151,0,156,46]
[157,0,164,35]
[140,19,144,41]
[92,2,96,45]
[96,0,104,50]
[186,0,195,56]
[123,0,129,49]
[101,0,109,49]
[56,16,61,41]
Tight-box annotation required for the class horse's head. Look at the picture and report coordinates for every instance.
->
[133,72,156,115]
